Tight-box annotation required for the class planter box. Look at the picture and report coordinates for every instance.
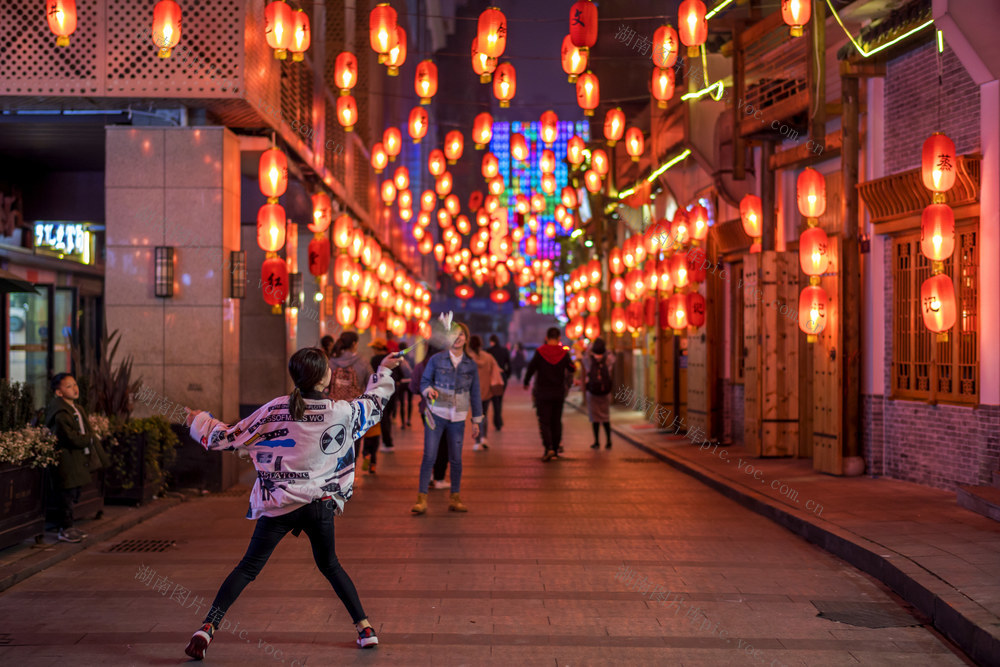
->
[0,463,45,551]
[168,424,243,493]
[104,433,156,506]
[45,469,105,526]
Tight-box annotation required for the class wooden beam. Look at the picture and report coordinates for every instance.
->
[768,129,847,170]
[840,74,862,462]
[761,141,776,251]
[741,9,785,46]
[733,21,747,181]
[807,1,826,150]
[840,60,887,78]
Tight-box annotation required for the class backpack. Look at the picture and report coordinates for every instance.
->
[329,364,361,401]
[585,357,612,396]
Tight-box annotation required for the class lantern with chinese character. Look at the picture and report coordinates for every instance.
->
[799,226,829,277]
[478,7,507,58]
[259,147,287,202]
[561,34,588,82]
[337,95,358,131]
[408,106,428,142]
[309,192,332,233]
[920,273,957,337]
[652,24,679,69]
[651,67,675,108]
[444,131,464,163]
[385,24,406,74]
[689,204,709,244]
[494,62,516,107]
[576,71,599,116]
[591,149,609,176]
[482,152,499,179]
[257,204,286,252]
[781,0,811,37]
[371,142,387,173]
[604,108,625,146]
[922,132,957,195]
[152,0,182,58]
[799,285,828,341]
[678,0,707,57]
[473,112,493,149]
[47,0,77,46]
[264,1,292,59]
[686,247,708,283]
[567,135,585,165]
[415,59,437,104]
[511,133,528,162]
[471,37,497,83]
[308,236,330,277]
[625,127,644,162]
[540,110,559,146]
[797,167,825,219]
[383,127,401,161]
[687,292,706,328]
[665,292,688,332]
[569,0,598,51]
[369,3,397,62]
[740,194,762,239]
[334,255,353,287]
[290,9,310,61]
[334,51,357,94]
[920,204,955,262]
[262,256,289,306]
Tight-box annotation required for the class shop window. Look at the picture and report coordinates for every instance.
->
[892,225,978,404]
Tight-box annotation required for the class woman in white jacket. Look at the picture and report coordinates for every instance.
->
[183,347,400,659]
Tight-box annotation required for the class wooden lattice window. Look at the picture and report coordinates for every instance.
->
[892,224,978,404]
[731,262,745,383]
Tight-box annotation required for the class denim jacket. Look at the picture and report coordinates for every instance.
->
[419,350,483,422]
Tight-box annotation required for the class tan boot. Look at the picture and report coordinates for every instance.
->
[411,492,428,515]
[449,493,468,512]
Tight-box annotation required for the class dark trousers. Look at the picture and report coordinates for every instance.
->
[398,382,412,426]
[432,428,448,480]
[381,392,397,447]
[55,484,81,530]
[490,392,504,430]
[205,500,366,627]
[535,398,565,453]
[362,436,379,467]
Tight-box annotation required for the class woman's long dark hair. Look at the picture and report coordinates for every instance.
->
[469,334,482,354]
[288,348,330,420]
[330,331,359,358]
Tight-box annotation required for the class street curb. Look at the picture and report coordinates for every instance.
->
[566,401,1000,667]
[0,496,183,595]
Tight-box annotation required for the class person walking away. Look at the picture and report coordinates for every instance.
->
[368,338,404,454]
[45,373,104,543]
[485,335,511,431]
[523,328,574,462]
[413,321,482,514]
[468,335,502,450]
[397,341,412,429]
[511,343,527,382]
[582,338,615,449]
[183,348,401,658]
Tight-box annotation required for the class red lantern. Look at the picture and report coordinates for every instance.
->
[334,255,353,287]
[488,175,504,196]
[420,190,436,212]
[511,133,528,162]
[415,59,438,104]
[657,258,673,292]
[609,248,624,275]
[477,7,507,58]
[689,204,709,243]
[381,180,396,205]
[47,0,76,46]
[394,166,410,191]
[922,133,957,194]
[582,314,599,340]
[445,194,461,217]
[308,237,330,277]
[669,253,689,288]
[799,227,830,276]
[335,292,357,326]
[920,273,957,335]
[542,173,557,195]
[604,108,625,146]
[333,214,352,249]
[436,171,453,197]
[471,37,497,83]
[610,276,626,303]
[337,95,358,132]
[625,127,644,162]
[433,244,445,263]
[644,296,657,327]
[491,289,510,304]
[665,293,688,331]
[371,142,388,173]
[469,190,485,211]
[383,127,401,161]
[561,34,588,82]
[540,110,559,145]
[567,135,585,165]
[781,0,811,37]
[569,0,598,50]
[428,149,446,176]
[384,25,406,75]
[455,284,474,300]
[678,0,707,57]
[797,167,826,218]
[626,302,643,331]
[540,149,556,174]
[651,67,675,109]
[586,286,602,313]
[408,106,428,142]
[920,204,956,261]
[355,301,374,331]
[262,256,289,306]
[348,229,364,258]
[587,258,602,284]
[264,1,293,59]
[290,9,310,61]
[152,0,182,58]
[257,204,286,252]
[309,192,332,233]
[561,186,579,209]
[259,148,288,201]
[687,292,706,328]
[369,3,398,62]
[482,152,499,179]
[652,25,679,69]
[670,210,689,246]
[686,247,708,283]
[525,235,537,256]
[799,285,829,339]
[567,316,585,339]
[740,194,763,239]
[584,169,602,194]
[494,62,516,107]
[418,236,433,255]
[591,149,609,176]
[576,71,599,116]
[444,131,464,163]
[610,306,627,334]
[473,112,493,149]
[334,51,357,94]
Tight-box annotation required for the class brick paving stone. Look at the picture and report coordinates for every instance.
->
[0,387,974,665]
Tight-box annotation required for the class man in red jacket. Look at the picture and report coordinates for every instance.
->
[523,327,575,462]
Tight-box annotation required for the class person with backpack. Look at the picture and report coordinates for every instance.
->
[523,327,575,462]
[581,337,616,449]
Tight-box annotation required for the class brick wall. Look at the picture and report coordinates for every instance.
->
[884,42,980,174]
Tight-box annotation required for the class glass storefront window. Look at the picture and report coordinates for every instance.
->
[8,288,50,408]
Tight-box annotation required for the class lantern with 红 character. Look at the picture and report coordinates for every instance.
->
[781,0,811,37]
[290,9,310,61]
[678,0,706,57]
[261,256,289,307]
[473,113,493,149]
[920,273,957,339]
[415,59,437,104]
[799,226,830,277]
[264,1,292,59]
[540,110,559,146]
[569,0,598,51]
[369,3,397,63]
[259,147,288,202]
[337,95,357,131]
[799,285,828,342]
[652,24,679,69]
[309,192,332,233]
[920,204,955,262]
[478,7,507,58]
[408,106,428,142]
[153,0,182,58]
[383,127,401,161]
[307,236,330,277]
[371,142,387,173]
[444,131,464,163]
[335,51,357,94]
[604,108,625,146]
[561,34,588,82]
[567,135,585,165]
[257,204,286,252]
[625,128,644,162]
[576,71,599,116]
[494,63,516,107]
[384,25,406,75]
[47,0,77,46]
[797,168,826,219]
[922,133,957,196]
[651,67,675,109]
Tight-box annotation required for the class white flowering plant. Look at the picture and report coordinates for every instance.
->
[88,414,119,448]
[0,425,58,468]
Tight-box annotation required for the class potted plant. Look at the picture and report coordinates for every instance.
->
[104,415,180,505]
[0,381,57,551]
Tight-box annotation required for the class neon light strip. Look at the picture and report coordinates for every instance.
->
[617,149,692,199]
[937,29,944,53]
[825,0,934,59]
[705,0,734,20]
[681,80,725,101]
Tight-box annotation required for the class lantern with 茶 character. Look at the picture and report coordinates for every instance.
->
[922,132,957,195]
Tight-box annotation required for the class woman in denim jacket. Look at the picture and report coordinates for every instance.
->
[411,321,482,514]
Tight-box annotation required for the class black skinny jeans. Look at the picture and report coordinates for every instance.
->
[535,398,565,453]
[205,500,366,627]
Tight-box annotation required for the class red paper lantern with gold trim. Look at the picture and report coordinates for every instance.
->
[153,0,182,58]
[540,149,556,174]
[611,306,627,334]
[335,292,357,326]
[257,204,286,252]
[335,51,358,94]
[444,130,464,163]
[369,3,397,62]
[651,67,675,109]
[261,256,289,306]
[591,149,609,176]
[686,247,708,283]
[371,142,387,173]
[652,24,679,68]
[687,292,706,328]
[781,0,811,37]
[482,152,499,179]
[797,168,826,218]
[576,71,599,116]
[383,127,401,161]
[678,0,707,57]
[922,133,957,194]
[47,0,77,46]
[290,9,310,61]
[689,204,709,243]
[567,135,585,165]
[494,62,516,107]
[569,1,598,50]
[510,133,528,162]
[408,106,428,142]
[561,34,588,82]
[307,237,330,277]
[540,110,559,145]
[414,59,437,104]
[473,112,493,149]
[471,37,497,83]
[584,169,602,194]
[625,127,644,162]
[665,292,688,331]
[259,147,288,201]
[920,204,955,261]
[337,95,357,131]
[920,273,957,334]
[585,286,601,313]
[740,194,762,239]
[799,285,829,339]
[333,214,352,249]
[799,227,830,276]
[477,7,507,58]
[604,108,625,146]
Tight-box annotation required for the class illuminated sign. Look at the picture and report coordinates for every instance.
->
[33,222,92,264]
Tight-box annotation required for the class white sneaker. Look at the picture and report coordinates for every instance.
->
[472,442,481,451]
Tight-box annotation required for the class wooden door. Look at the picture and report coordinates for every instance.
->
[811,236,843,474]
[743,254,762,455]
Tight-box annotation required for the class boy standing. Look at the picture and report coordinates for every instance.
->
[45,373,96,543]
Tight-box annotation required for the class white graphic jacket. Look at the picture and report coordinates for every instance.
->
[189,367,395,519]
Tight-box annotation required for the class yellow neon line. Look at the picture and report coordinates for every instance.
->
[825,0,933,58]
[681,80,724,101]
[705,0,734,20]
[617,149,692,199]
[937,29,944,53]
